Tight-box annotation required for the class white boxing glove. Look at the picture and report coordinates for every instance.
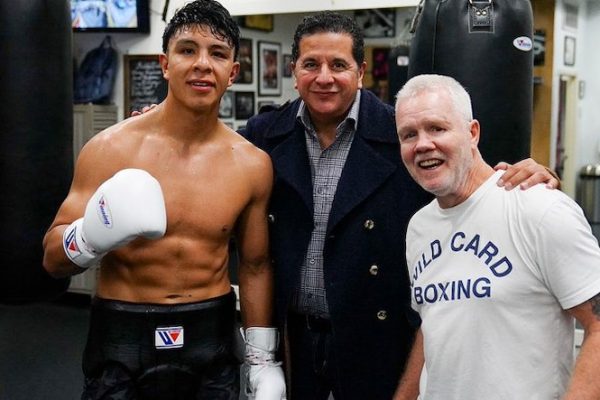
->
[62,168,167,269]
[243,327,287,400]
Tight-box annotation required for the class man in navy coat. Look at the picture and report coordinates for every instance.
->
[241,11,557,400]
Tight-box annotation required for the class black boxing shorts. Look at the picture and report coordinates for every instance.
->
[81,290,240,400]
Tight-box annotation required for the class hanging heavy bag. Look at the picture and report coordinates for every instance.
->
[407,0,534,166]
[74,35,118,104]
[0,0,71,303]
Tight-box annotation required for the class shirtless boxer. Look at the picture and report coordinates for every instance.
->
[42,1,285,399]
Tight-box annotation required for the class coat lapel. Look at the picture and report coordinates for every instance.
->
[265,92,398,230]
[327,136,396,232]
[268,118,313,215]
[327,91,398,233]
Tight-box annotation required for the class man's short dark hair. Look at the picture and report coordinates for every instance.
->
[162,0,240,60]
[291,11,364,65]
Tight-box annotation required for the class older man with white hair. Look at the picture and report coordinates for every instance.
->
[393,74,600,400]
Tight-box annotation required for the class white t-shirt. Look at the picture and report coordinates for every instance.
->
[406,170,600,400]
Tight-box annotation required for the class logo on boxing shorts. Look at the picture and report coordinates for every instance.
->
[96,195,113,228]
[155,326,184,349]
[64,225,81,259]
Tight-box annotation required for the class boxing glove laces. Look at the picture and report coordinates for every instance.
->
[63,168,167,269]
[243,327,287,400]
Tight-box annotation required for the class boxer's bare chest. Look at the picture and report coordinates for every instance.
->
[131,137,251,242]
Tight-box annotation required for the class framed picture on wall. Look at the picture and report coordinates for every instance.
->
[123,54,167,115]
[562,3,578,31]
[372,47,390,80]
[235,91,255,120]
[237,15,274,32]
[282,54,293,78]
[219,91,234,118]
[354,9,396,38]
[258,41,281,96]
[236,38,253,84]
[564,36,576,66]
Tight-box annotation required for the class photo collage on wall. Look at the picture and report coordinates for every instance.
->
[216,25,295,129]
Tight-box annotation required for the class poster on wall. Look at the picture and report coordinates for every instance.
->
[563,3,578,31]
[372,48,390,80]
[258,41,281,96]
[236,38,253,84]
[282,54,293,78]
[123,54,166,115]
[237,15,274,32]
[564,36,576,66]
[219,91,234,118]
[235,91,255,120]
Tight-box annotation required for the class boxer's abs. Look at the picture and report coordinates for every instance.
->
[95,236,233,304]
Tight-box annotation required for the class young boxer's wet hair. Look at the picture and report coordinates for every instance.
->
[162,0,240,60]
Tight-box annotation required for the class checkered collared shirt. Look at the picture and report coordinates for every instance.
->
[291,91,361,318]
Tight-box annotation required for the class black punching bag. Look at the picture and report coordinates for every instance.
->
[0,0,72,303]
[408,0,534,165]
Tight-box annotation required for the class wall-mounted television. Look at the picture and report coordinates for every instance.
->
[71,0,150,33]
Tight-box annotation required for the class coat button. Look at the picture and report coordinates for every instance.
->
[369,265,379,275]
[377,310,388,320]
[267,214,275,223]
[364,219,375,230]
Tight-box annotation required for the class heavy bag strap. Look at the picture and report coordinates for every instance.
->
[410,0,494,34]
[469,0,494,33]
[410,0,425,33]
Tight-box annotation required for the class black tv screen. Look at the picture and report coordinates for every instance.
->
[71,0,150,33]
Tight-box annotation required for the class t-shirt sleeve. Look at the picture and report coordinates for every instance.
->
[534,195,600,309]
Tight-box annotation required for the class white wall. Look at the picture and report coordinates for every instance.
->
[550,0,582,196]
[548,0,600,198]
[578,0,600,166]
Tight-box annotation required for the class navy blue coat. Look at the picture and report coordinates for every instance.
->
[242,89,432,399]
